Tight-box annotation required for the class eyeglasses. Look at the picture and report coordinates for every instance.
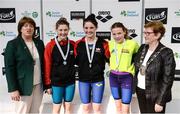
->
[143,32,154,36]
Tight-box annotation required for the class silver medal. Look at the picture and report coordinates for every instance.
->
[114,40,126,72]
[89,63,92,68]
[63,61,67,65]
[85,37,97,69]
[55,37,70,66]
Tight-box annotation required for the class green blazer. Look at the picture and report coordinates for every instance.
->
[4,35,44,95]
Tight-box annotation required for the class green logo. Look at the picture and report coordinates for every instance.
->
[174,52,180,59]
[0,31,5,37]
[32,12,38,18]
[175,9,180,16]
[120,10,127,16]
[70,31,76,37]
[46,11,52,17]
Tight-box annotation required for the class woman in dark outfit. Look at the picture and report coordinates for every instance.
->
[5,16,44,113]
[134,21,176,113]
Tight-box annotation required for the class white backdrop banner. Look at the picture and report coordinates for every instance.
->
[92,0,143,44]
[0,0,41,77]
[42,0,90,44]
[144,0,180,70]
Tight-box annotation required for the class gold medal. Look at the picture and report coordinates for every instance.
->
[139,65,146,75]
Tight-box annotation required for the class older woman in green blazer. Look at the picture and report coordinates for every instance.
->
[4,16,44,114]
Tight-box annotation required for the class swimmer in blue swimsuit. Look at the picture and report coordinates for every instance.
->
[75,14,110,114]
[44,17,76,114]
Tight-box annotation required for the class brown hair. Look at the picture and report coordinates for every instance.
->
[83,14,98,28]
[111,22,128,39]
[144,21,165,40]
[56,17,69,29]
[18,16,36,36]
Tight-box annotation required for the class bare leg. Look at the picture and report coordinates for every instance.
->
[82,103,91,114]
[64,102,71,114]
[52,103,62,114]
[92,103,101,114]
[115,99,122,114]
[122,103,129,114]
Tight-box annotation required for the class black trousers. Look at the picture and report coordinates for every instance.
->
[136,87,166,114]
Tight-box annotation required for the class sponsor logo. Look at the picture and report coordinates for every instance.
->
[128,29,138,39]
[171,27,180,43]
[46,11,63,18]
[21,11,31,17]
[96,83,103,87]
[70,11,85,20]
[174,52,180,59]
[95,48,101,53]
[96,11,113,23]
[0,8,16,23]
[70,31,85,38]
[173,33,180,41]
[32,12,38,18]
[145,8,168,24]
[21,11,38,18]
[120,10,139,17]
[46,31,56,37]
[96,31,111,40]
[122,49,129,53]
[0,30,16,38]
[0,31,5,37]
[174,9,180,17]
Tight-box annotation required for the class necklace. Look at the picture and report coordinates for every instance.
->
[139,45,166,75]
[55,37,70,65]
[114,39,126,71]
[85,37,97,68]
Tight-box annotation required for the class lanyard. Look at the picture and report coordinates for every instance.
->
[139,46,166,67]
[85,37,97,68]
[55,37,70,65]
[139,45,166,75]
[114,40,126,70]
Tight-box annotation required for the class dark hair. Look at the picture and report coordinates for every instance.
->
[144,21,165,40]
[111,22,128,39]
[83,14,98,28]
[18,16,36,36]
[56,17,69,29]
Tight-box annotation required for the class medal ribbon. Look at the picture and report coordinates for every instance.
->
[85,37,97,67]
[114,40,126,70]
[55,37,70,63]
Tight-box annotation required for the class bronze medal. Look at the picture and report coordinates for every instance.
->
[139,65,146,75]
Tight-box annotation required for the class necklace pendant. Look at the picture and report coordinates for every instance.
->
[89,63,92,68]
[63,61,67,65]
[139,65,146,75]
